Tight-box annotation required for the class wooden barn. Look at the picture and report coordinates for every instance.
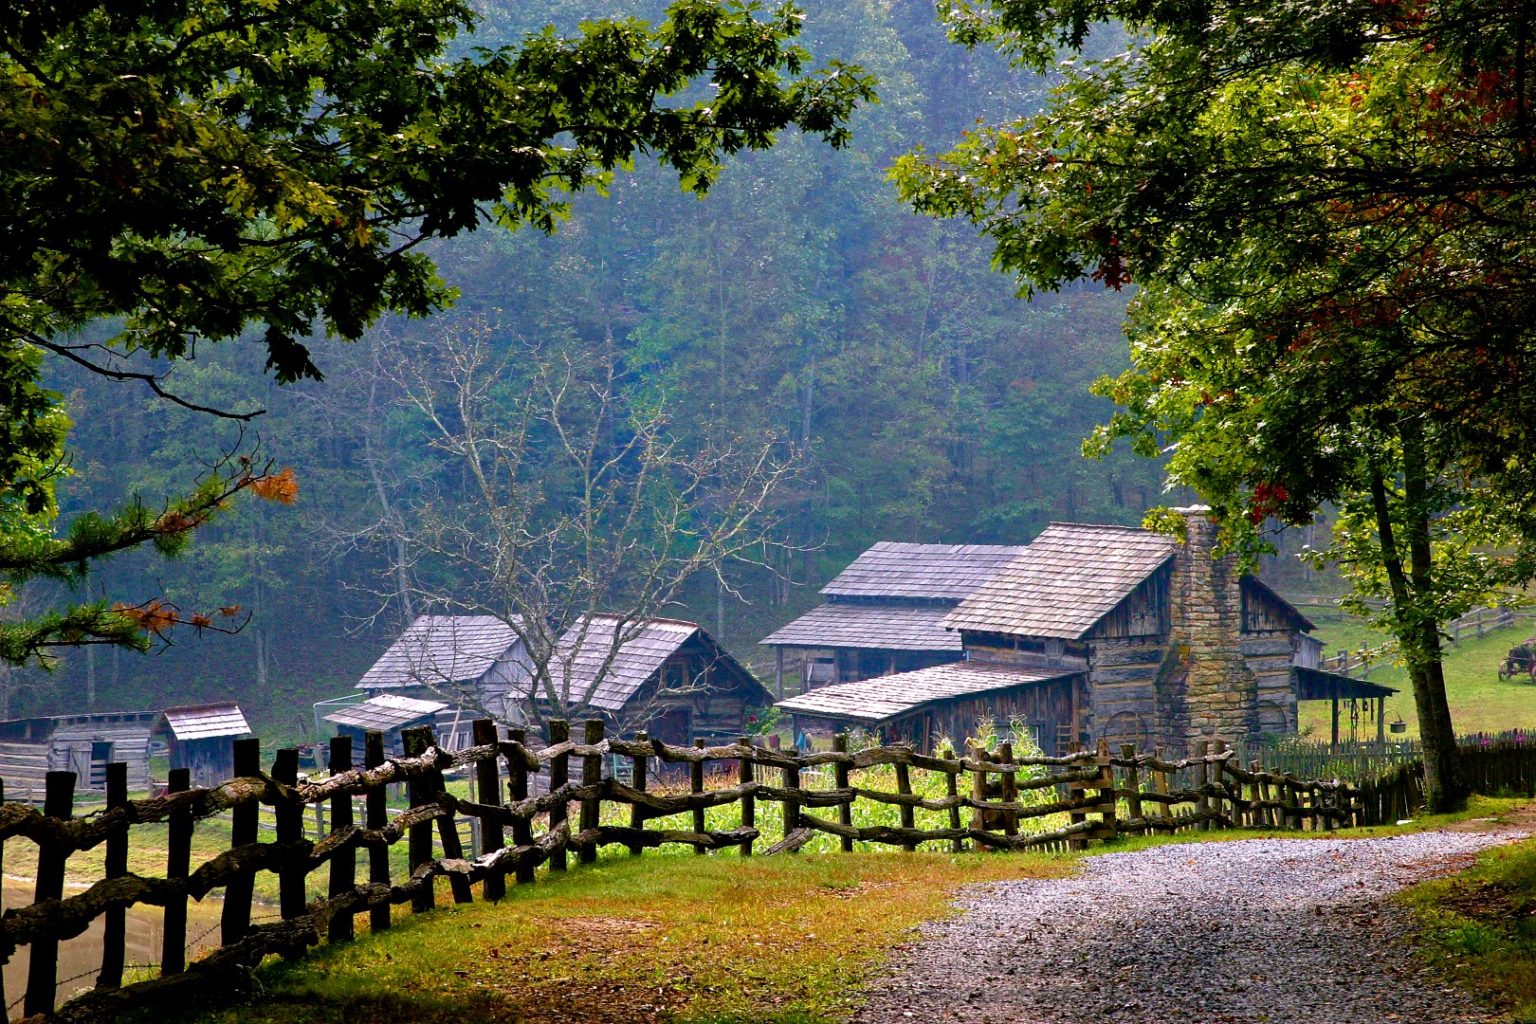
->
[324,693,449,757]
[0,711,155,800]
[777,509,1394,756]
[152,703,251,788]
[759,542,1025,695]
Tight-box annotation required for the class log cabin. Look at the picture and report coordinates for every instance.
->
[777,508,1394,756]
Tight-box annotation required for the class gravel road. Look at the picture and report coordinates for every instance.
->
[854,828,1528,1024]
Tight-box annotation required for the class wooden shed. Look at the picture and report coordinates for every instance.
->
[324,694,449,757]
[759,542,1025,694]
[152,703,252,788]
[0,711,155,801]
[777,661,1083,754]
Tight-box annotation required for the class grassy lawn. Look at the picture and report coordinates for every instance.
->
[154,850,1073,1024]
[142,797,1532,1024]
[1400,834,1536,1022]
[1297,611,1536,740]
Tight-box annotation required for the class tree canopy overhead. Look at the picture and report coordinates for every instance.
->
[0,0,875,662]
[897,0,1536,808]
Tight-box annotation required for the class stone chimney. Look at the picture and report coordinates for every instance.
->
[1166,506,1258,749]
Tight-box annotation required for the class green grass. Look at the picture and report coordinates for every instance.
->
[157,850,1074,1024]
[1297,613,1536,740]
[1400,835,1536,1022]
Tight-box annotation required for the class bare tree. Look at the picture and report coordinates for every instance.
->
[366,319,799,728]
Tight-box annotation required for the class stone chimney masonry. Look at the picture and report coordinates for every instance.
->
[1167,506,1259,749]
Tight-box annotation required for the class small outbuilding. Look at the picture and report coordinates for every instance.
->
[152,703,252,788]
[324,693,450,756]
[0,711,155,800]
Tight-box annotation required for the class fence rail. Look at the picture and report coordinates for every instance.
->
[1319,604,1523,677]
[3,722,1533,1023]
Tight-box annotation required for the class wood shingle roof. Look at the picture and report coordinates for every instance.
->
[819,542,1028,601]
[776,661,1078,724]
[944,523,1176,639]
[759,602,961,652]
[157,703,250,742]
[324,694,448,731]
[512,616,766,713]
[358,615,522,691]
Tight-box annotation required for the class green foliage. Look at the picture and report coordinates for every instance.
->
[897,0,1536,808]
[0,0,877,666]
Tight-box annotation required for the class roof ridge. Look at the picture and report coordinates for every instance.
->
[1043,521,1168,535]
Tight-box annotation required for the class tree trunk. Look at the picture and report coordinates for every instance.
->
[1367,433,1466,812]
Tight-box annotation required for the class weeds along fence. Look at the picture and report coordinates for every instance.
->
[0,722,1435,1022]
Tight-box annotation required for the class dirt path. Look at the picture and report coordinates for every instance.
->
[854,825,1530,1024]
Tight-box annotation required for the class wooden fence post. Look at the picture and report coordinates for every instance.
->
[941,747,963,853]
[272,748,307,935]
[833,734,854,853]
[970,741,988,852]
[1120,744,1143,835]
[1095,740,1116,838]
[896,753,918,851]
[782,754,802,851]
[25,770,75,1017]
[1195,741,1212,831]
[505,728,536,885]
[161,768,192,974]
[1154,752,1173,832]
[402,726,436,913]
[472,720,505,900]
[691,738,707,855]
[328,735,357,942]
[579,719,604,865]
[221,737,260,945]
[629,731,648,857]
[547,719,570,872]
[738,735,755,858]
[1067,742,1089,850]
[998,741,1018,841]
[364,730,391,932]
[96,761,129,990]
[421,728,473,906]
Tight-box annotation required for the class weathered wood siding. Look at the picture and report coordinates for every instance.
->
[1242,632,1299,735]
[878,675,1080,755]
[1085,638,1167,752]
[1240,579,1310,634]
[1084,564,1172,640]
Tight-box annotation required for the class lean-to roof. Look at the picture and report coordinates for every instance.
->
[324,694,449,731]
[775,661,1078,724]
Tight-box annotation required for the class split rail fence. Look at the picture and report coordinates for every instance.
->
[0,720,1508,1022]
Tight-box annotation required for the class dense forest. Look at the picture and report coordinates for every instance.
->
[22,0,1164,740]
